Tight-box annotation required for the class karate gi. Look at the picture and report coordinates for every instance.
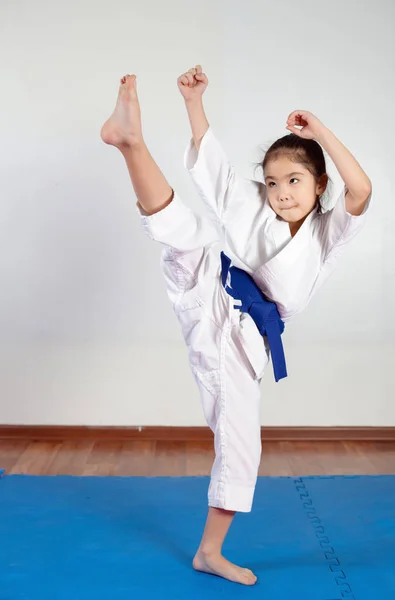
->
[136,128,371,512]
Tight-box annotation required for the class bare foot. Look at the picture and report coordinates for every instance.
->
[193,549,257,585]
[100,74,143,149]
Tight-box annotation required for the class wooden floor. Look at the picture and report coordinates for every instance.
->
[1,440,395,477]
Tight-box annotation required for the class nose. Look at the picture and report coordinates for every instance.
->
[278,189,294,209]
[277,184,290,200]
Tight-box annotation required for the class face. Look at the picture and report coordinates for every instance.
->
[264,155,327,224]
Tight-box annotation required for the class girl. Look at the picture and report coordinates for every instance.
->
[101,69,371,587]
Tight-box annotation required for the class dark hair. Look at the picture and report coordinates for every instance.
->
[253,133,332,214]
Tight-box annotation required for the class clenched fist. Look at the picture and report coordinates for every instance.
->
[177,65,208,101]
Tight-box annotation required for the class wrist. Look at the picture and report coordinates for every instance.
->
[315,125,334,146]
[184,96,204,108]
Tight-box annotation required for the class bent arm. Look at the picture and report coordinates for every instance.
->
[316,128,372,216]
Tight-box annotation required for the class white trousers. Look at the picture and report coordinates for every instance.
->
[137,193,270,512]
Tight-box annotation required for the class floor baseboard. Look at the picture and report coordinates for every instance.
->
[0,426,394,441]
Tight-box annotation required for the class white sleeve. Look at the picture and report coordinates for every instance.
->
[184,127,262,226]
[135,190,219,252]
[319,185,372,260]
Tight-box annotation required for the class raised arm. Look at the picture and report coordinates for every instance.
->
[177,65,210,151]
[177,65,262,225]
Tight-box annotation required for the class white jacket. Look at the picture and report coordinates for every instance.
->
[183,127,371,321]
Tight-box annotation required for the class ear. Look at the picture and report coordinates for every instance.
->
[316,173,328,196]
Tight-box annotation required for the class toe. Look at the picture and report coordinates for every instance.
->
[241,569,257,585]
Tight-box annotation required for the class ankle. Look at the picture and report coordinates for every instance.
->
[119,138,145,153]
[198,545,222,558]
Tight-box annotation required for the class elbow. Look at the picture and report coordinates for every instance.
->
[349,177,372,202]
[362,178,372,198]
[345,180,372,216]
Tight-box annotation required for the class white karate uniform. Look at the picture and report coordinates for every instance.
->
[136,128,371,512]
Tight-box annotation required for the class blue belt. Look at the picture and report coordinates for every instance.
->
[220,251,287,382]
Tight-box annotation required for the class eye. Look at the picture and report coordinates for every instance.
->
[290,178,299,184]
[267,181,276,187]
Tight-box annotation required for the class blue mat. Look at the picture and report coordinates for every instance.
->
[0,470,394,599]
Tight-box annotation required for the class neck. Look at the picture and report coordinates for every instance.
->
[289,221,302,238]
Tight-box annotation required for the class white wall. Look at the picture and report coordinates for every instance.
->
[0,0,393,426]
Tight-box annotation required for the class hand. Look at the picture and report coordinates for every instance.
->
[285,110,327,140]
[177,65,208,102]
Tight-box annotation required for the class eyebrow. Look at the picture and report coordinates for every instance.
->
[265,172,305,180]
